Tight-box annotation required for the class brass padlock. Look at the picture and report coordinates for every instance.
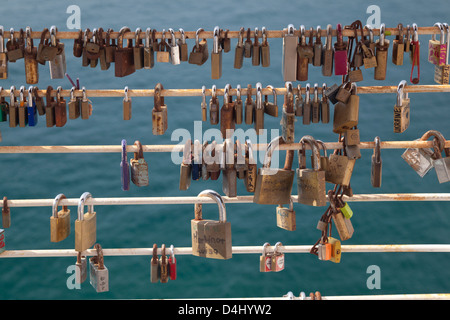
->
[189,28,208,66]
[245,140,257,193]
[24,27,38,84]
[282,24,297,81]
[81,87,93,120]
[326,147,355,187]
[179,139,192,190]
[45,86,56,127]
[392,23,405,66]
[191,190,232,260]
[9,86,18,128]
[178,28,188,61]
[322,24,334,76]
[296,25,311,81]
[374,24,390,81]
[50,193,70,243]
[133,27,144,69]
[220,84,235,139]
[276,198,296,231]
[281,82,296,144]
[264,85,278,118]
[297,137,326,207]
[252,27,261,66]
[130,140,149,187]
[152,83,168,135]
[211,26,222,79]
[261,27,270,67]
[333,82,359,134]
[253,136,295,205]
[55,86,67,128]
[75,192,97,252]
[68,86,81,120]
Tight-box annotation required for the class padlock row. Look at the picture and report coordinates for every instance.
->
[1,23,449,84]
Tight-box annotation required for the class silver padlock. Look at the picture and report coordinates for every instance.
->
[89,243,109,293]
[431,135,450,183]
[49,26,66,79]
[75,251,87,285]
[169,28,180,65]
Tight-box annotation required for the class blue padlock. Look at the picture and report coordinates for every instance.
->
[120,139,130,191]
[191,140,202,180]
[27,86,38,126]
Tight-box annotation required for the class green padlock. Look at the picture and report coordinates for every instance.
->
[340,202,353,219]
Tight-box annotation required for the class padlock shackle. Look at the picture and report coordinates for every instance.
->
[420,130,446,154]
[315,139,328,157]
[52,193,68,218]
[121,139,127,162]
[118,26,131,48]
[397,80,407,106]
[28,86,34,107]
[195,189,227,222]
[213,26,220,54]
[152,243,158,264]
[261,242,271,256]
[154,83,164,112]
[266,85,277,108]
[256,82,263,110]
[46,85,54,104]
[299,136,321,170]
[133,140,144,160]
[77,192,93,221]
[161,243,166,264]
[94,243,105,270]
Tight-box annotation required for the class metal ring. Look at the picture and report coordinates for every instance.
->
[196,189,227,222]
[77,192,93,221]
[52,193,67,218]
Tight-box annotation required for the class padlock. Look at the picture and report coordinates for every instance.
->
[297,137,326,207]
[81,28,93,67]
[179,139,192,190]
[259,243,272,272]
[159,244,169,283]
[75,192,97,252]
[261,27,270,67]
[222,139,237,198]
[191,189,232,260]
[282,24,297,81]
[344,128,361,160]
[264,85,278,118]
[152,83,168,135]
[371,136,382,188]
[313,26,322,66]
[335,82,352,104]
[75,252,87,285]
[81,87,93,120]
[168,28,180,65]
[281,82,295,144]
[211,26,222,79]
[323,83,340,105]
[45,86,57,127]
[334,24,348,75]
[322,24,334,76]
[68,86,80,120]
[89,243,109,293]
[150,243,160,283]
[26,86,38,127]
[219,28,230,53]
[85,28,100,67]
[73,29,84,57]
[252,28,261,66]
[115,26,135,77]
[302,83,311,125]
[0,88,8,122]
[189,28,208,66]
[337,197,353,219]
[36,28,52,64]
[328,237,342,263]
[210,85,219,125]
[394,80,410,133]
[374,24,390,81]
[392,23,405,66]
[296,25,311,81]
[33,86,45,116]
[120,139,130,191]
[55,86,67,128]
[294,84,303,117]
[205,140,221,181]
[2,197,10,229]
[24,27,38,84]
[0,27,8,79]
[333,82,359,134]
[0,228,5,254]
[97,30,111,70]
[276,198,296,231]
[130,140,149,187]
[18,86,28,128]
[329,191,354,241]
[178,28,188,61]
[244,84,254,125]
[326,148,355,187]
[434,23,450,84]
[234,84,243,124]
[311,83,320,123]
[321,83,330,123]
[317,238,331,261]
[49,26,67,79]
[430,133,450,184]
[428,23,447,66]
[254,82,264,135]
[220,84,235,139]
[9,86,18,128]
[271,242,285,272]
[143,28,155,69]
[6,28,24,62]
[50,193,70,243]
[133,27,144,69]
[315,140,330,175]
[245,140,257,193]
[168,245,177,280]
[122,86,131,120]
[253,136,295,205]
[401,130,443,177]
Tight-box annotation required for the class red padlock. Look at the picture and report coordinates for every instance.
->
[168,244,177,280]
[334,23,348,76]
